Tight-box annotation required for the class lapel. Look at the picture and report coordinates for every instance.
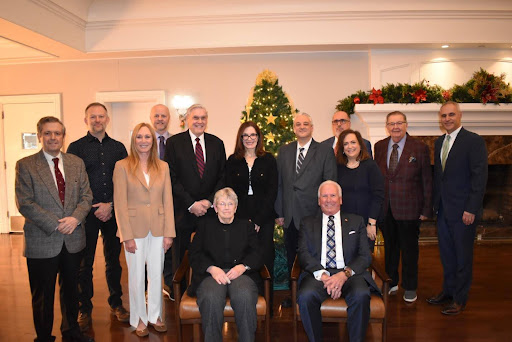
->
[203,133,213,176]
[285,141,298,179]
[314,213,323,256]
[134,166,150,190]
[62,153,76,208]
[340,212,354,264]
[376,137,390,171]
[392,134,412,176]
[297,139,317,178]
[444,127,466,172]
[35,150,63,208]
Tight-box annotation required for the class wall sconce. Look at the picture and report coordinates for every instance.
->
[172,95,194,129]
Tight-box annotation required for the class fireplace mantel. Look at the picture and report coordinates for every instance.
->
[354,103,512,147]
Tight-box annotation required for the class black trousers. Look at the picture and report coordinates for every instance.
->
[381,206,421,290]
[27,244,82,342]
[284,220,299,286]
[78,210,123,314]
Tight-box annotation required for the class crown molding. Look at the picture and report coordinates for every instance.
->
[30,0,87,30]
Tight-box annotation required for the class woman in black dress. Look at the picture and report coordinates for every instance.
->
[336,129,384,252]
[225,121,277,307]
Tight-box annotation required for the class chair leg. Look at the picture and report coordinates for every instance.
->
[382,318,387,342]
[193,323,201,342]
[293,317,298,342]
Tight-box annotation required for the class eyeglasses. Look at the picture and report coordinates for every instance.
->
[386,121,406,127]
[332,119,350,125]
[217,202,235,208]
[242,133,258,140]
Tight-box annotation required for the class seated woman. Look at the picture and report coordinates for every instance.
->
[188,187,263,342]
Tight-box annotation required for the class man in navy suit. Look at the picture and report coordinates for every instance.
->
[164,104,226,283]
[322,110,372,158]
[427,101,488,315]
[297,181,379,342]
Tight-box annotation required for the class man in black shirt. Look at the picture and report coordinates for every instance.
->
[67,102,129,331]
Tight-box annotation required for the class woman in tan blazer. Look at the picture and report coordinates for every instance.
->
[113,122,175,337]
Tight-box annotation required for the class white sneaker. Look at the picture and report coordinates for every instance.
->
[403,290,417,303]
[388,285,398,295]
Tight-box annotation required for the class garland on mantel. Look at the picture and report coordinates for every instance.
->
[336,68,512,115]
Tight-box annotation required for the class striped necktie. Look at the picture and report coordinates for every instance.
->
[441,135,451,171]
[296,147,305,174]
[195,137,205,178]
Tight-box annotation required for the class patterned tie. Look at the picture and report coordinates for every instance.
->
[52,158,65,206]
[195,137,205,178]
[441,135,451,171]
[388,143,399,173]
[159,136,165,160]
[296,147,305,174]
[326,215,336,269]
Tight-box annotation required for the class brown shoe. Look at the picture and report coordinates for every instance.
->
[441,302,466,315]
[111,305,130,323]
[135,327,149,337]
[149,322,167,333]
[78,312,92,331]
[426,292,453,305]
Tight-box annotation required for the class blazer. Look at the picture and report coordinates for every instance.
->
[297,211,379,293]
[433,127,488,221]
[164,130,226,226]
[322,136,373,158]
[225,152,278,226]
[275,139,337,229]
[374,134,433,221]
[188,217,263,296]
[15,150,93,259]
[113,159,176,242]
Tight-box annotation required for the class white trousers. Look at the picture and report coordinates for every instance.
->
[124,231,164,328]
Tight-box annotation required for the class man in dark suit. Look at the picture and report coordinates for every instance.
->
[297,180,379,342]
[427,101,488,315]
[322,110,372,158]
[15,116,94,342]
[275,112,337,307]
[374,111,432,303]
[164,104,226,280]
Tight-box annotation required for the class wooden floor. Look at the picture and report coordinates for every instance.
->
[2,234,512,342]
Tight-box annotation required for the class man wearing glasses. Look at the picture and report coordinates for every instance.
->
[374,111,432,303]
[322,110,373,158]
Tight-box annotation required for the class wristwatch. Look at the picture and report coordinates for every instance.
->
[244,265,251,271]
[344,267,353,278]
[368,222,376,226]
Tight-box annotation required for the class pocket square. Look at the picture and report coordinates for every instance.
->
[349,231,356,235]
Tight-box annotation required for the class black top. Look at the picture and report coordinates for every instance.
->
[337,159,384,224]
[67,132,127,205]
[225,152,278,226]
[188,217,263,296]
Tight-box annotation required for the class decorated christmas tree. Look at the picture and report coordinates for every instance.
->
[242,69,299,290]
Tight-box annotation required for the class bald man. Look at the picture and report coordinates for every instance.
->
[322,111,372,158]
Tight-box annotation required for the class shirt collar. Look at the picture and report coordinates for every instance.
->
[297,138,312,152]
[388,134,407,150]
[43,150,62,163]
[86,131,110,142]
[446,126,462,140]
[189,129,204,142]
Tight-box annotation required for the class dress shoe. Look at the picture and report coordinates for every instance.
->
[426,292,453,305]
[403,290,417,303]
[388,285,398,295]
[149,321,168,333]
[281,297,292,308]
[77,312,91,332]
[135,327,149,337]
[62,331,95,342]
[441,302,466,315]
[111,305,130,323]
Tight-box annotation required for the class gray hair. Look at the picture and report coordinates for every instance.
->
[439,101,461,114]
[293,112,314,126]
[213,187,239,206]
[386,111,407,123]
[317,180,342,198]
[186,104,208,118]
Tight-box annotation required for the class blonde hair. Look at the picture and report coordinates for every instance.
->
[126,123,160,175]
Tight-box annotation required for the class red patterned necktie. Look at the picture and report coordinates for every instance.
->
[195,138,205,178]
[52,158,65,206]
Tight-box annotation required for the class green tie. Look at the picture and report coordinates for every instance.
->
[441,135,451,171]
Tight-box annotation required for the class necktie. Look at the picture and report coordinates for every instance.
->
[389,143,399,173]
[195,137,205,178]
[159,136,165,160]
[441,135,451,171]
[296,147,305,174]
[326,215,336,269]
[52,158,65,206]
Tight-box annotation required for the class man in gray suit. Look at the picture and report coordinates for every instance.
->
[15,116,94,342]
[275,112,337,307]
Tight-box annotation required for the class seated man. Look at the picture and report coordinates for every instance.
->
[297,180,380,342]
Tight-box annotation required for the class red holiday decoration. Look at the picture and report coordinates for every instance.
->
[353,97,360,104]
[412,89,427,103]
[369,88,384,104]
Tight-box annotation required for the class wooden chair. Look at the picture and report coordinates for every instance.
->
[173,251,271,342]
[290,256,391,342]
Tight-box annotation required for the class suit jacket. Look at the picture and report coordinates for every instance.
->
[374,134,433,220]
[187,217,263,296]
[433,127,488,221]
[113,159,176,242]
[275,139,337,228]
[297,211,379,293]
[225,152,277,226]
[164,130,226,227]
[322,136,373,158]
[15,150,93,259]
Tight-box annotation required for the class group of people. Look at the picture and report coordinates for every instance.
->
[15,99,487,342]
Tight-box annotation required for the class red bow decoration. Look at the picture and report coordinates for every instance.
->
[481,84,498,104]
[353,97,360,104]
[442,90,452,101]
[369,88,384,104]
[412,89,427,103]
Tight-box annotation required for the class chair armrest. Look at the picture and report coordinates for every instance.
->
[290,256,301,281]
[259,265,271,280]
[172,251,189,284]
[370,258,391,284]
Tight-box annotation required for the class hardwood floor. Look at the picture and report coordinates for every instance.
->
[1,234,511,341]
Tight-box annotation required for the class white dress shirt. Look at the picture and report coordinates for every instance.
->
[297,138,312,161]
[189,130,206,163]
[439,126,462,161]
[42,150,65,189]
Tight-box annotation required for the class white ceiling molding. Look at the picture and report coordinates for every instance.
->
[30,0,87,30]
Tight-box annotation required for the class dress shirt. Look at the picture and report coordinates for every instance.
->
[331,136,338,150]
[156,131,171,158]
[67,132,127,204]
[189,130,206,163]
[42,150,65,188]
[143,171,150,186]
[386,135,407,168]
[439,126,462,160]
[313,211,346,280]
[296,138,312,160]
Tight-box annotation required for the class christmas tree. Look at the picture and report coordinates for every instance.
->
[242,69,299,290]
